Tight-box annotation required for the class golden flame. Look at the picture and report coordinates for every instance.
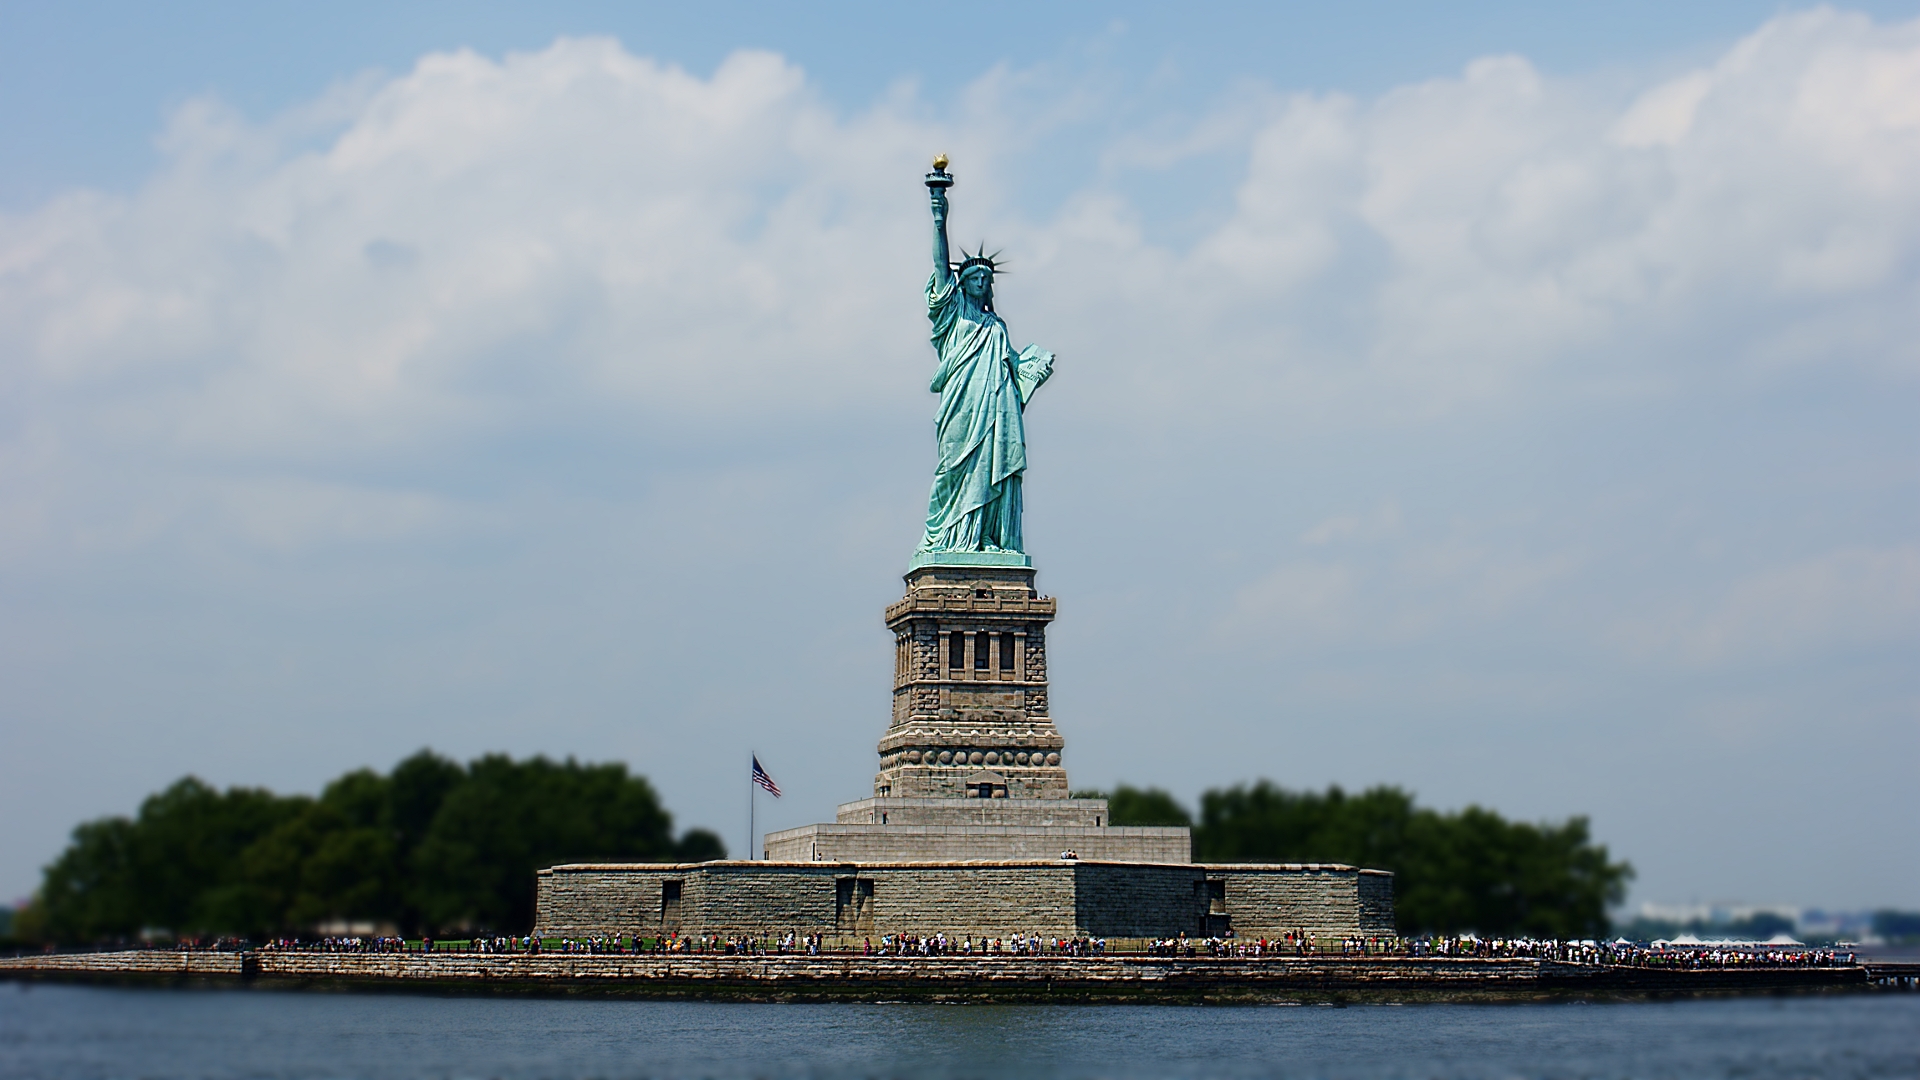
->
[932,153,950,171]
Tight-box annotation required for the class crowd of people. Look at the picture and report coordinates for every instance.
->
[1146,932,1378,957]
[1135,932,1861,968]
[651,933,810,955]
[256,936,410,953]
[640,931,1112,956]
[165,936,250,952]
[149,931,1858,970]
[252,934,543,953]
[864,933,1110,956]
[1598,943,1855,969]
[1402,935,1856,968]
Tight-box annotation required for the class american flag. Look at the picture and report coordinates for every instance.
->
[752,756,782,798]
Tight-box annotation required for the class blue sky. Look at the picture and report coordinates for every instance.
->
[10,0,1915,209]
[2,1,1917,914]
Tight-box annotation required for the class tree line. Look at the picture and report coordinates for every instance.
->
[14,755,1632,943]
[1083,782,1633,940]
[16,751,723,941]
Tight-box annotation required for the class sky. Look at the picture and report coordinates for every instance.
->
[2,0,1916,915]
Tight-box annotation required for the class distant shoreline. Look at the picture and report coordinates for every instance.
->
[3,950,1905,1004]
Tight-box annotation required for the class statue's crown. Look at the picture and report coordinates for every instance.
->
[952,245,1005,276]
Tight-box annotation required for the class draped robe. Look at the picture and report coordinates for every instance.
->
[920,271,1053,553]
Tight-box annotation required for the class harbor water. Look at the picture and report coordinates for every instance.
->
[1,982,1915,1079]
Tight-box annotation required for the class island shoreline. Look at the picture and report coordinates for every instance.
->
[2,951,1897,1005]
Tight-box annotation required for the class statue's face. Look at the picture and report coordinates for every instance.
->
[960,267,992,301]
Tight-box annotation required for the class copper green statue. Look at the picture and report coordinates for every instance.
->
[918,155,1053,560]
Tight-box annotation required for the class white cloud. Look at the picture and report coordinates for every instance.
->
[1612,73,1712,149]
[1220,561,1358,643]
[1301,503,1402,546]
[1617,546,1920,666]
[5,12,1915,470]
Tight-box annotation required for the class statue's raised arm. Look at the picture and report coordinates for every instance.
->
[915,157,1052,561]
[929,153,953,284]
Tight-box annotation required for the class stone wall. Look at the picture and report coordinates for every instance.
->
[1207,867,1397,939]
[762,824,1190,864]
[856,865,1080,937]
[0,951,244,977]
[1074,863,1206,938]
[538,860,1389,943]
[1358,870,1395,934]
[835,797,1106,827]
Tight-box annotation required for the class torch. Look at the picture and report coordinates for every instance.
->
[925,153,954,192]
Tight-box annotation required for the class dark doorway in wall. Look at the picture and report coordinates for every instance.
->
[836,877,875,933]
[662,879,684,931]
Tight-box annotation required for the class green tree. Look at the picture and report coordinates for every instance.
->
[38,778,305,939]
[1195,783,1416,869]
[217,786,401,934]
[33,751,724,941]
[389,751,467,855]
[1192,781,1630,938]
[36,817,143,940]
[411,755,686,932]
[1079,785,1194,827]
[6,899,47,944]
[674,829,727,862]
[360,750,467,932]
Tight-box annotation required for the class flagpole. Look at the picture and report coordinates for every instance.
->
[748,751,754,862]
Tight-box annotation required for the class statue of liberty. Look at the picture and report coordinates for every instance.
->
[919,156,1053,557]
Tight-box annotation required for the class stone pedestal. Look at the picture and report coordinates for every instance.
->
[874,562,1067,800]
[755,555,1195,865]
